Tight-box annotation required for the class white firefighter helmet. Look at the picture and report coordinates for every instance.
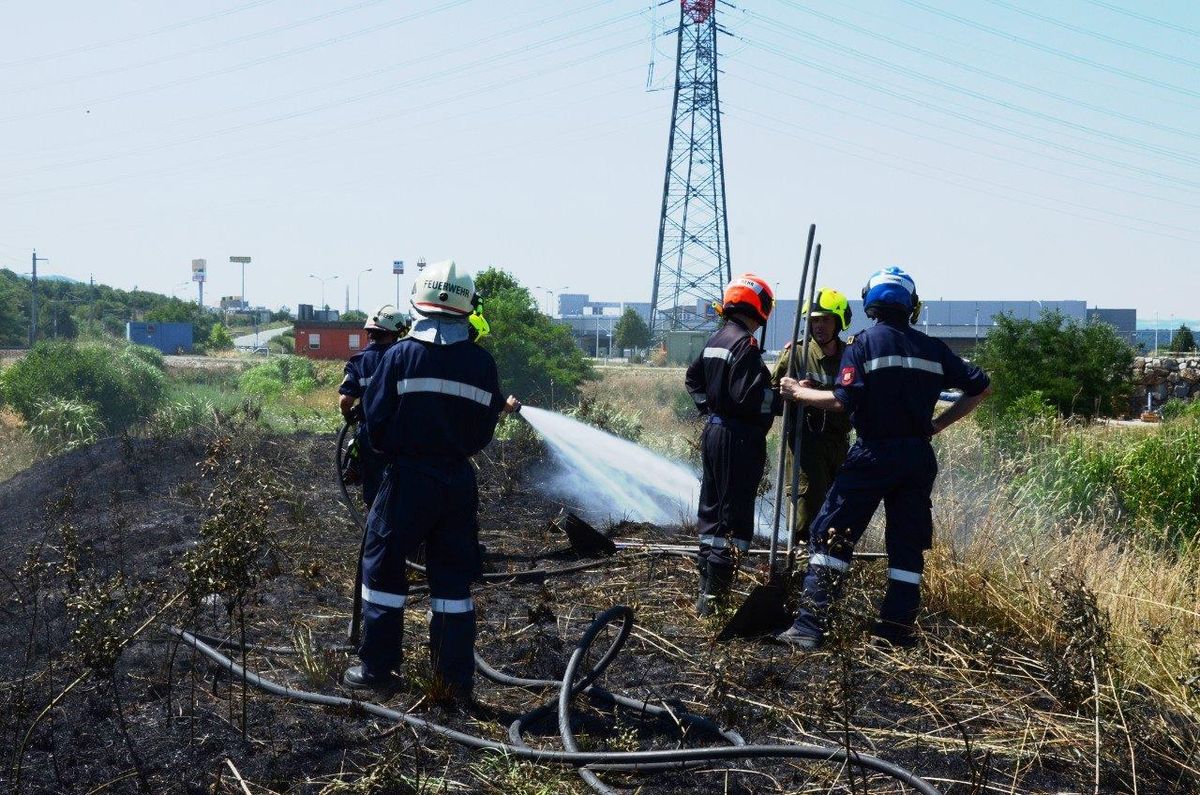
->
[410,260,477,319]
[364,304,410,333]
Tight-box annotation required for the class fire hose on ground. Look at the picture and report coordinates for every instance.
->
[183,421,942,792]
[170,605,942,795]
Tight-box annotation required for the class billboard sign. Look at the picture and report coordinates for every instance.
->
[229,256,251,264]
[191,258,206,283]
[393,259,404,274]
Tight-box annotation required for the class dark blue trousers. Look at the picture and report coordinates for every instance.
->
[790,438,937,641]
[696,418,766,570]
[357,459,481,689]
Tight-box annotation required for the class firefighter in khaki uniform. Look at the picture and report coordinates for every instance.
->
[770,289,854,544]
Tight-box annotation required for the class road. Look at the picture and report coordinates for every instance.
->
[233,326,292,350]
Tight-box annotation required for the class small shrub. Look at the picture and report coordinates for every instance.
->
[207,323,234,350]
[238,355,320,400]
[567,397,642,442]
[147,395,215,438]
[0,339,165,430]
[27,398,104,454]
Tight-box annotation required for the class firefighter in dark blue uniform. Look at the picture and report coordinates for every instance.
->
[776,267,991,649]
[343,261,520,699]
[685,273,783,616]
[338,305,411,508]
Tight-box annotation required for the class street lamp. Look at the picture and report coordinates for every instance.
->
[230,256,251,311]
[308,274,339,314]
[356,267,373,312]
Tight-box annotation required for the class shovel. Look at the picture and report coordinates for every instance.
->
[718,227,819,641]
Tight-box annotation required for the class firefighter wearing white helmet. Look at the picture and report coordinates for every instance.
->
[777,266,991,650]
[346,260,520,703]
[338,304,411,507]
[769,288,854,543]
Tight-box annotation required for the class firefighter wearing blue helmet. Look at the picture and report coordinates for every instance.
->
[343,260,520,701]
[776,266,991,649]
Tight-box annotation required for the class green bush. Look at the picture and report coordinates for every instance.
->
[1113,420,1200,547]
[0,340,166,430]
[208,323,234,351]
[566,397,642,442]
[238,355,321,400]
[27,398,104,454]
[974,310,1133,422]
[474,268,593,407]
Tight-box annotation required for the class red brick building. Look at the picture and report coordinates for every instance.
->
[293,321,369,360]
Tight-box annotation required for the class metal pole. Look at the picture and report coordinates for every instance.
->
[787,243,822,564]
[357,267,373,312]
[30,250,48,346]
[768,224,815,574]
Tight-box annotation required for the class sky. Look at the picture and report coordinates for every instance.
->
[0,0,1197,323]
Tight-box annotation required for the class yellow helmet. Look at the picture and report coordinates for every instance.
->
[802,288,852,331]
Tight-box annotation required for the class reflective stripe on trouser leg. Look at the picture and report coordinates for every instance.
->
[427,561,477,691]
[878,553,925,636]
[429,605,476,690]
[790,550,850,638]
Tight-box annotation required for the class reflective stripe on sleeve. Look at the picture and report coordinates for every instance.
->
[809,553,850,571]
[396,377,492,407]
[358,376,373,387]
[703,347,732,362]
[361,584,407,608]
[863,355,944,375]
[699,534,751,552]
[887,568,922,584]
[430,597,475,613]
[760,387,775,414]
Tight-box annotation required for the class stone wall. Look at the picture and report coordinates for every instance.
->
[1132,354,1200,407]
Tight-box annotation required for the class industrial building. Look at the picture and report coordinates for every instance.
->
[555,294,1136,359]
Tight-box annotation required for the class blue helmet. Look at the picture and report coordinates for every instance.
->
[862,266,920,321]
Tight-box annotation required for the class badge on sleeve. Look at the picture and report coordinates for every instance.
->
[840,366,856,386]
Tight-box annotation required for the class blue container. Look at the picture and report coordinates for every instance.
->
[126,322,194,354]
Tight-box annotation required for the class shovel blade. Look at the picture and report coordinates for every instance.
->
[716,581,792,642]
[555,511,617,557]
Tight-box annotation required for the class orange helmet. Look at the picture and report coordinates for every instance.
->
[721,273,774,324]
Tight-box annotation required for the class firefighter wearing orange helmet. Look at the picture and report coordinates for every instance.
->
[684,273,783,615]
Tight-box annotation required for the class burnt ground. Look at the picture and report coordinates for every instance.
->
[0,420,1197,794]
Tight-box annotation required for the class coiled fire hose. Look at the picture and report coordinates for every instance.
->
[171,606,941,795]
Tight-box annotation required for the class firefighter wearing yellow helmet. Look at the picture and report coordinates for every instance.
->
[770,288,854,543]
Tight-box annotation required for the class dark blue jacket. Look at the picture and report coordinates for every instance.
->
[685,317,782,434]
[832,319,989,440]
[339,341,393,400]
[362,336,506,462]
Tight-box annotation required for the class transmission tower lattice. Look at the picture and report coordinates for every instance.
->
[649,0,731,336]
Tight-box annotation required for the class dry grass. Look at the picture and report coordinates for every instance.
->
[0,408,38,482]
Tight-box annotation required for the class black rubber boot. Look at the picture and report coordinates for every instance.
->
[697,563,734,617]
[694,559,711,616]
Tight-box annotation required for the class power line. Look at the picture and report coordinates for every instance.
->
[0,0,283,70]
[895,0,1200,101]
[738,36,1200,194]
[0,0,471,123]
[723,68,1200,213]
[746,8,1200,167]
[4,0,618,162]
[767,0,1200,143]
[1079,0,1200,39]
[981,0,1200,69]
[0,10,644,180]
[724,103,1200,245]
